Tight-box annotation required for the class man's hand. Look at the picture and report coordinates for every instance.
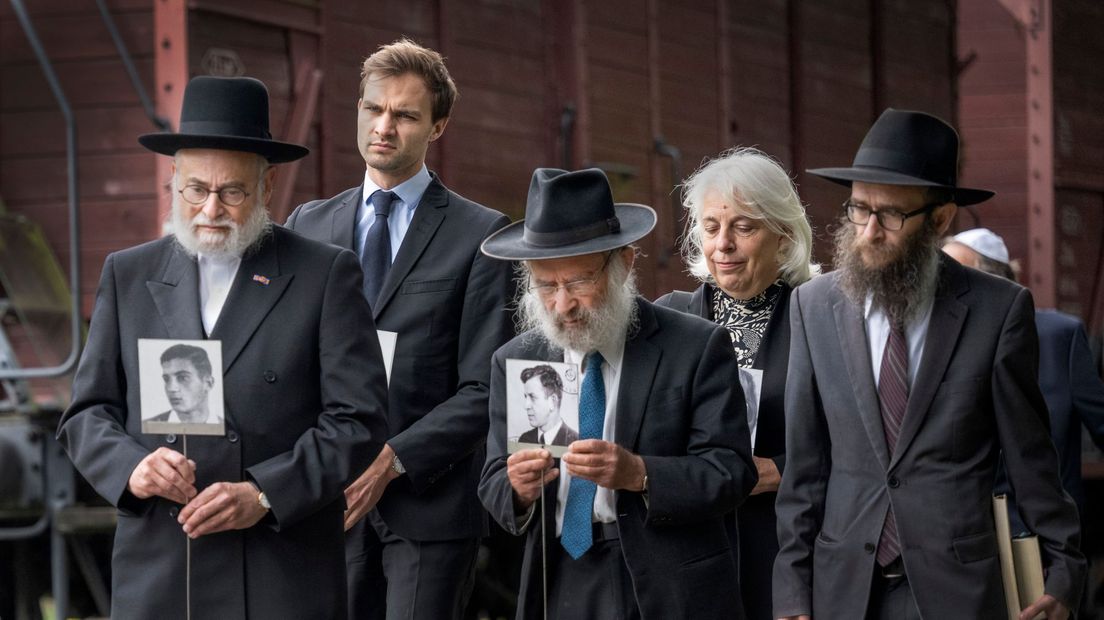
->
[561,439,646,491]
[1020,594,1069,620]
[343,443,400,531]
[127,447,197,505]
[507,448,558,511]
[178,481,267,538]
[751,456,781,495]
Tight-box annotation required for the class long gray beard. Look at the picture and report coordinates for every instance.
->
[170,188,272,260]
[834,217,941,326]
[517,259,640,354]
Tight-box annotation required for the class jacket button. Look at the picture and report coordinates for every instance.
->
[169,507,179,518]
[165,434,177,444]
[864,542,875,554]
[888,476,900,488]
[263,370,277,383]
[227,430,239,443]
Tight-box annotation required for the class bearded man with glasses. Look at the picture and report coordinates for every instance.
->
[57,76,388,619]
[772,109,1085,620]
[478,167,757,619]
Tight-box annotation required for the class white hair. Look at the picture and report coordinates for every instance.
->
[679,146,819,287]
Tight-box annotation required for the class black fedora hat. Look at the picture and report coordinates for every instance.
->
[807,108,993,206]
[481,168,656,260]
[139,76,308,163]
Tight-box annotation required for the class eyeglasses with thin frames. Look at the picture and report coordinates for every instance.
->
[178,185,251,207]
[843,200,940,231]
[528,251,615,299]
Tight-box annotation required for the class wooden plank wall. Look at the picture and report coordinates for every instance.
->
[0,0,159,315]
[1,0,961,309]
[1053,0,1104,324]
[955,0,1029,279]
[957,0,1104,326]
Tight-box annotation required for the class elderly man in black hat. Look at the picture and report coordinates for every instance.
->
[773,109,1085,620]
[478,168,757,619]
[57,76,389,619]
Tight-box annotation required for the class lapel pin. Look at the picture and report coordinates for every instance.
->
[252,274,270,286]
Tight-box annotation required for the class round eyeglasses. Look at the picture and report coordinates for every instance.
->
[178,185,251,207]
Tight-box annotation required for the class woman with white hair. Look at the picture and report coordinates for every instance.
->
[656,147,818,620]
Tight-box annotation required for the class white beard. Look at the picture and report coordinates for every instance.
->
[518,257,640,354]
[170,181,271,260]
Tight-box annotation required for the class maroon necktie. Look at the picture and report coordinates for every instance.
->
[876,323,908,566]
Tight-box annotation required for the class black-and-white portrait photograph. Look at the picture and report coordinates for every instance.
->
[505,359,580,457]
[739,367,763,448]
[138,339,225,436]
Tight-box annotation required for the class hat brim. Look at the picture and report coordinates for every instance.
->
[481,204,657,260]
[807,166,994,206]
[138,133,309,164]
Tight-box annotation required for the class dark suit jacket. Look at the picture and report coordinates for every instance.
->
[774,256,1086,619]
[655,281,791,620]
[479,298,757,620]
[287,174,514,541]
[57,228,389,619]
[1001,310,1104,533]
[518,422,579,447]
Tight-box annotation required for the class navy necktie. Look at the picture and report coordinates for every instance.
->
[561,351,606,559]
[361,190,396,306]
[876,323,909,566]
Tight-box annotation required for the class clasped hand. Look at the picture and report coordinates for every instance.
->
[127,447,268,539]
[507,440,646,511]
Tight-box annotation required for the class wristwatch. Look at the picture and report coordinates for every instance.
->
[257,490,271,511]
[391,455,406,476]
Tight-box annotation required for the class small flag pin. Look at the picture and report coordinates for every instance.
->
[252,274,270,286]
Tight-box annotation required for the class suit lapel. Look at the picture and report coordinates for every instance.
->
[372,177,447,318]
[615,299,661,451]
[690,285,709,319]
[146,247,206,340]
[890,259,969,469]
[209,232,293,372]
[330,187,362,250]
[832,291,891,470]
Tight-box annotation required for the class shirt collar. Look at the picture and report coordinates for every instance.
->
[197,252,242,269]
[362,165,432,211]
[564,337,625,376]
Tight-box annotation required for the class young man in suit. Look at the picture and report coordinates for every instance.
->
[773,109,1086,620]
[285,39,514,620]
[518,364,579,448]
[57,76,389,619]
[153,344,218,424]
[478,167,757,619]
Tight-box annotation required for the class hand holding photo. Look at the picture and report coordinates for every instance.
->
[505,359,580,457]
[139,339,226,436]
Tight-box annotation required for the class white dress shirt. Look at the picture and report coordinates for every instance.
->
[198,253,241,335]
[356,165,432,261]
[864,294,934,388]
[552,340,626,535]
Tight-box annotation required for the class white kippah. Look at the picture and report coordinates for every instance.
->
[952,228,1010,264]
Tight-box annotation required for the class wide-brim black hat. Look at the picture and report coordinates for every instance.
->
[139,76,308,163]
[481,168,656,260]
[807,108,994,206]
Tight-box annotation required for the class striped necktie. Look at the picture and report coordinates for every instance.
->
[876,323,908,566]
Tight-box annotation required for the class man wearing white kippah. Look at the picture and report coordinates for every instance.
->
[943,229,1104,535]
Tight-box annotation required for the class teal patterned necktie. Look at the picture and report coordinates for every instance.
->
[561,351,605,559]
